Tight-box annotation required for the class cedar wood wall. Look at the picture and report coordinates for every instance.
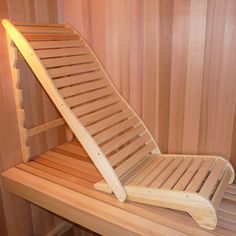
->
[0,0,236,235]
[61,0,236,166]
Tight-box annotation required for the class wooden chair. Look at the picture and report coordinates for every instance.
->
[2,19,235,230]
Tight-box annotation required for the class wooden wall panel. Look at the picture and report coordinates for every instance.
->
[60,0,236,172]
[0,0,68,235]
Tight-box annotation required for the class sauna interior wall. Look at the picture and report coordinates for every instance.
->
[0,0,71,235]
[60,0,236,171]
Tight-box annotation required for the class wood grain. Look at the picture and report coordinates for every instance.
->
[61,0,236,171]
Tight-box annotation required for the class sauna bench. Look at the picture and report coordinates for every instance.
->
[1,141,236,236]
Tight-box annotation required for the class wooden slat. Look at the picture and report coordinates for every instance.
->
[128,156,165,185]
[150,157,183,188]
[94,116,139,145]
[211,167,232,207]
[87,109,133,135]
[13,22,66,27]
[40,151,101,178]
[65,86,114,107]
[56,142,88,157]
[49,63,99,78]
[115,142,156,178]
[42,55,95,68]
[73,95,120,117]
[45,150,98,173]
[27,118,65,137]
[173,158,203,191]
[17,26,72,34]
[30,40,84,49]
[54,71,104,89]
[80,101,127,126]
[24,34,79,41]
[199,160,226,198]
[109,133,151,167]
[102,125,145,155]
[36,47,90,59]
[33,156,99,183]
[185,158,216,192]
[22,161,93,188]
[161,158,192,189]
[138,157,173,187]
[60,79,108,98]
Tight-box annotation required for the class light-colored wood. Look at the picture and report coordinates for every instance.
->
[93,116,139,145]
[30,40,84,49]
[36,47,91,59]
[60,79,107,98]
[27,118,65,137]
[42,54,94,68]
[109,133,151,167]
[87,109,133,135]
[161,158,192,189]
[173,159,203,191]
[211,167,232,208]
[54,71,104,89]
[2,19,127,202]
[3,20,235,231]
[48,63,99,78]
[199,160,226,198]
[73,95,120,118]
[24,33,79,41]
[16,25,72,34]
[6,35,30,162]
[186,158,215,192]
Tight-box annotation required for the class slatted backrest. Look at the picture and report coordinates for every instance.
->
[3,20,160,201]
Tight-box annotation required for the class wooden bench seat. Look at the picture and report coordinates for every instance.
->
[2,19,235,231]
[1,141,236,235]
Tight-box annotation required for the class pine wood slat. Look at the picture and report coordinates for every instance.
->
[13,22,66,27]
[16,26,72,34]
[87,109,133,135]
[150,157,183,188]
[30,40,84,49]
[65,86,114,108]
[101,125,145,155]
[126,157,155,185]
[36,47,90,59]
[54,71,104,89]
[127,157,164,185]
[211,167,232,208]
[24,34,79,41]
[199,160,226,198]
[72,95,120,117]
[109,133,151,167]
[185,158,216,192]
[49,63,99,78]
[115,142,156,178]
[139,157,174,187]
[80,101,127,126]
[94,116,139,145]
[161,158,192,190]
[173,158,203,191]
[42,55,95,68]
[60,79,108,98]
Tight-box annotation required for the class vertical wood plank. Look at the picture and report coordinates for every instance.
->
[199,0,228,154]
[168,0,190,153]
[182,0,207,153]
[158,0,174,152]
[142,0,160,139]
